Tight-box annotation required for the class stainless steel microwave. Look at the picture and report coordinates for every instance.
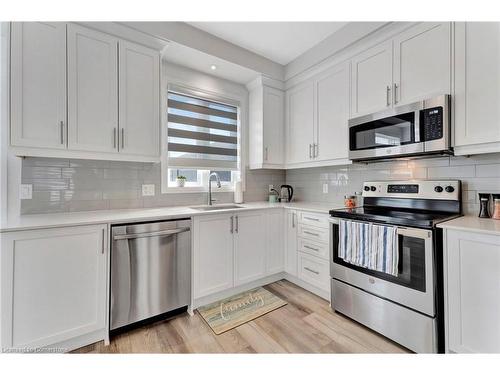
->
[348,95,452,162]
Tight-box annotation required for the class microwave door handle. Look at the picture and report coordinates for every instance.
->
[414,110,421,143]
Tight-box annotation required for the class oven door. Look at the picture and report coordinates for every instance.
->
[348,101,424,161]
[330,218,435,316]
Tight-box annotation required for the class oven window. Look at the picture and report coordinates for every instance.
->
[332,224,427,292]
[351,112,415,151]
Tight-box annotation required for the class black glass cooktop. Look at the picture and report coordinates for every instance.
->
[329,206,460,229]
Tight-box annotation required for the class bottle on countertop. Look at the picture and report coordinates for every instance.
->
[478,193,491,218]
[492,194,500,220]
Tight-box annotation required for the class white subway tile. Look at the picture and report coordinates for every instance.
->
[427,165,475,178]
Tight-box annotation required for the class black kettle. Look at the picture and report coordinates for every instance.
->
[280,185,294,202]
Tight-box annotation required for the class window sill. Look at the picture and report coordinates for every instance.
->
[163,186,235,194]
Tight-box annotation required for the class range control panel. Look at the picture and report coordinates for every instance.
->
[362,180,460,201]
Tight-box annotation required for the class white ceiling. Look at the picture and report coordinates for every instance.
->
[163,42,260,84]
[187,22,348,65]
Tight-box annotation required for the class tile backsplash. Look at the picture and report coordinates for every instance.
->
[20,153,500,215]
[20,158,285,214]
[286,153,500,216]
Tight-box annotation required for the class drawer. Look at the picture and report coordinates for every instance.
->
[298,237,329,260]
[298,224,329,243]
[298,211,329,229]
[298,252,330,291]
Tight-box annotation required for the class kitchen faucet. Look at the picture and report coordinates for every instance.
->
[208,172,221,205]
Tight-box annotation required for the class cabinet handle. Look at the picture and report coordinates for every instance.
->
[309,144,313,159]
[304,244,319,252]
[264,147,268,161]
[60,121,65,144]
[386,85,391,106]
[113,128,117,149]
[393,83,398,104]
[121,128,125,149]
[304,216,320,222]
[292,212,296,228]
[101,228,105,254]
[314,143,318,158]
[304,266,319,275]
[235,215,239,233]
[230,216,234,234]
[303,230,319,237]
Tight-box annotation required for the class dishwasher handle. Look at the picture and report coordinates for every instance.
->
[113,227,190,241]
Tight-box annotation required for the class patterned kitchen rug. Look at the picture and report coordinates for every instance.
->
[197,287,287,335]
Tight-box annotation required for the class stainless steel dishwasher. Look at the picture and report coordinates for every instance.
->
[110,219,191,330]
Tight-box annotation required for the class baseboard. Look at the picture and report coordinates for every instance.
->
[45,329,107,353]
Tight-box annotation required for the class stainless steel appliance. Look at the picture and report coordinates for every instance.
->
[279,184,294,202]
[110,219,191,330]
[329,180,462,353]
[348,95,451,161]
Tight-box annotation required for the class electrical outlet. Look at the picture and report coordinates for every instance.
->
[323,183,328,194]
[268,184,274,193]
[141,184,155,197]
[20,184,33,200]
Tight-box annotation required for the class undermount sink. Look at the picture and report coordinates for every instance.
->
[190,204,245,211]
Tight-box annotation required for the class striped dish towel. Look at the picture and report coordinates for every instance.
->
[338,219,399,276]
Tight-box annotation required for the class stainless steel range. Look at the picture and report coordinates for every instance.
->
[329,180,462,353]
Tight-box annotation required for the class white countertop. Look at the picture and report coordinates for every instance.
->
[0,201,334,233]
[437,215,500,236]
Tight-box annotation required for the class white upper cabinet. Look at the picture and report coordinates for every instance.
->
[118,41,160,157]
[455,22,500,155]
[262,87,285,166]
[67,24,118,153]
[286,81,315,165]
[393,22,451,106]
[248,79,285,169]
[314,61,350,162]
[10,22,67,149]
[351,40,393,117]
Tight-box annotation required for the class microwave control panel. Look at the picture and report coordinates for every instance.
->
[422,106,443,141]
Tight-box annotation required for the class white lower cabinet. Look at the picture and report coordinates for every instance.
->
[444,229,500,353]
[193,213,234,299]
[0,224,107,351]
[234,211,267,286]
[193,209,285,300]
[298,252,330,292]
[285,210,298,276]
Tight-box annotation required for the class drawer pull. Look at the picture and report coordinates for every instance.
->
[304,245,319,252]
[303,230,319,237]
[304,266,319,275]
[304,216,320,222]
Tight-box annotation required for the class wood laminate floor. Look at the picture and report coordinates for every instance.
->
[73,280,410,354]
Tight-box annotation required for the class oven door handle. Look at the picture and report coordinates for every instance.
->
[396,226,432,239]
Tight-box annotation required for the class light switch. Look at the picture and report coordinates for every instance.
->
[323,183,328,194]
[142,184,155,197]
[20,184,33,200]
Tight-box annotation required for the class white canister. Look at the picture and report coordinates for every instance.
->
[234,180,243,203]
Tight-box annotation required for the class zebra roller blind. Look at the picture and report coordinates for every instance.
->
[167,91,239,170]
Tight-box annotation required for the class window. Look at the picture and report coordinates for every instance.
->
[164,89,241,192]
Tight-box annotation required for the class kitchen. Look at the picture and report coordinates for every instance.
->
[1,3,500,372]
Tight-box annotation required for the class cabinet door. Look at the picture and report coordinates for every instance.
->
[263,86,285,165]
[286,81,314,164]
[193,214,234,299]
[446,230,500,353]
[10,22,67,149]
[67,24,118,153]
[266,210,284,274]
[1,225,107,349]
[314,61,350,161]
[118,41,160,157]
[455,22,500,151]
[285,210,298,276]
[393,22,451,106]
[351,40,393,117]
[234,211,267,286]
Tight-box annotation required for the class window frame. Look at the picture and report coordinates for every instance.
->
[160,71,246,195]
